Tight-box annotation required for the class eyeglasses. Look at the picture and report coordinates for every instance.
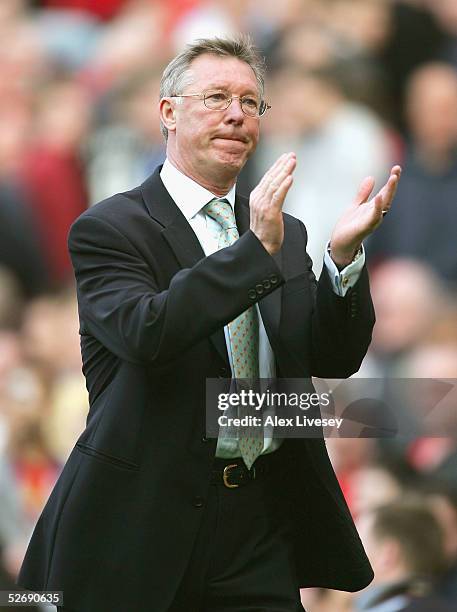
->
[170,90,271,117]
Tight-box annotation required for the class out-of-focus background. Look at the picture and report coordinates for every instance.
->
[0,0,456,610]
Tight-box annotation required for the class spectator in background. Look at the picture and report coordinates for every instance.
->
[361,259,456,473]
[81,0,170,95]
[367,62,457,287]
[349,462,404,518]
[264,0,446,129]
[33,5,102,72]
[423,482,457,604]
[19,78,91,287]
[376,0,446,130]
[426,0,457,67]
[0,38,50,295]
[367,258,449,376]
[326,437,379,513]
[0,285,86,575]
[20,289,88,464]
[356,499,454,611]
[0,116,50,296]
[265,13,390,122]
[87,68,165,203]
[321,0,395,120]
[0,185,50,298]
[0,332,56,578]
[402,342,457,493]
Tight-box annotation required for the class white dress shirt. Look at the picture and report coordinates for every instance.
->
[160,158,364,458]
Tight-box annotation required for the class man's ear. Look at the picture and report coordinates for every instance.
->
[159,98,176,134]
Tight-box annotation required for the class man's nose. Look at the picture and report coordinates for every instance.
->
[224,97,244,123]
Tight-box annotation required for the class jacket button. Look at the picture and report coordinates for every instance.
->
[192,496,204,508]
[219,366,229,377]
[263,279,271,289]
[255,284,264,295]
[248,289,257,300]
[201,435,209,443]
[270,274,278,284]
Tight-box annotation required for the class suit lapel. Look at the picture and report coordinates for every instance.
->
[140,167,229,365]
[141,166,205,267]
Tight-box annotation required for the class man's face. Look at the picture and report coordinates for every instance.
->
[166,54,261,183]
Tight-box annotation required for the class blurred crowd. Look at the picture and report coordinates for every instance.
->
[0,0,456,610]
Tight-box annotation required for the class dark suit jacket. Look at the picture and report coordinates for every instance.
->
[18,166,376,612]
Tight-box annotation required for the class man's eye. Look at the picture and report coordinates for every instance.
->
[207,93,227,102]
[242,97,259,109]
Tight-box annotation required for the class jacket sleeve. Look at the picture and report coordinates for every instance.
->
[296,222,376,378]
[68,213,284,365]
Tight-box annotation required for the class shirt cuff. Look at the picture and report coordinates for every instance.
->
[323,242,365,297]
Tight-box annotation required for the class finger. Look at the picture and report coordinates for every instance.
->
[257,153,291,194]
[382,166,402,201]
[260,152,293,184]
[370,164,401,216]
[267,152,296,181]
[266,156,296,194]
[377,172,399,212]
[386,173,399,203]
[391,164,402,177]
[270,173,294,211]
[355,176,375,206]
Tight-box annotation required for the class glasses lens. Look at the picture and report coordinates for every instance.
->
[241,96,261,117]
[202,91,268,117]
[204,91,229,110]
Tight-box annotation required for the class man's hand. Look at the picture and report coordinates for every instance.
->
[250,152,296,255]
[329,165,402,268]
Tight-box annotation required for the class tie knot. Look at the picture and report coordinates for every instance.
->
[203,198,237,233]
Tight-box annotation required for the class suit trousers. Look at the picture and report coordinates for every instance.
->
[168,446,306,612]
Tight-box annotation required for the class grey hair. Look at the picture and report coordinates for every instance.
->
[159,35,266,140]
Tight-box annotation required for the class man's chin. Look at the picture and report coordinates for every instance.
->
[211,148,249,172]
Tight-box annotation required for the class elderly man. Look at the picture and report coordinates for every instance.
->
[18,37,400,612]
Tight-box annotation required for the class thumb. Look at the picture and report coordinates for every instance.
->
[354,176,375,206]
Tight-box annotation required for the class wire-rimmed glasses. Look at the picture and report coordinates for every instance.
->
[170,90,271,117]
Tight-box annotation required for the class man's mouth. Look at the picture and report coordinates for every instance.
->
[213,135,248,143]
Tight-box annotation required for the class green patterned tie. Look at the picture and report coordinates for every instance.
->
[204,198,263,469]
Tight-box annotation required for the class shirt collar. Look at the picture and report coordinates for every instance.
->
[160,158,236,221]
